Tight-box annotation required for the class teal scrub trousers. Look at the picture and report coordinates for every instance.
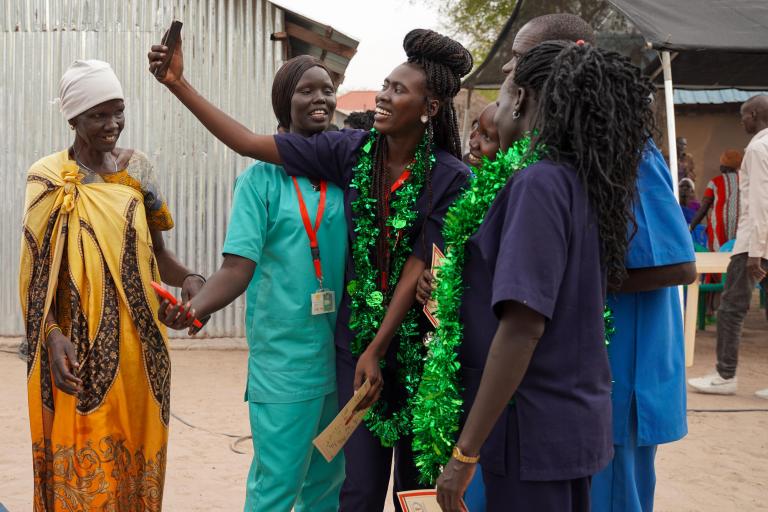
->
[245,391,344,511]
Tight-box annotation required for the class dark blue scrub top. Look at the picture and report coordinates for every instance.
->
[459,159,613,481]
[275,130,470,352]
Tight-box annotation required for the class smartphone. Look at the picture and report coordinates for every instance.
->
[154,20,183,78]
[151,281,203,329]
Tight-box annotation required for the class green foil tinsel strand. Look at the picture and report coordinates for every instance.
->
[410,137,541,484]
[348,128,434,446]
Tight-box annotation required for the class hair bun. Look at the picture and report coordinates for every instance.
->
[403,29,473,78]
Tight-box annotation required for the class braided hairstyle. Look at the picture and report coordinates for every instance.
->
[513,41,654,286]
[403,28,473,159]
[271,55,334,131]
[370,29,473,282]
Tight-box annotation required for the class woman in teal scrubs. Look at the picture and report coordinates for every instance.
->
[157,56,347,512]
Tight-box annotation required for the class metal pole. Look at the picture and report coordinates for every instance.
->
[460,88,474,154]
[662,51,679,195]
[662,50,691,364]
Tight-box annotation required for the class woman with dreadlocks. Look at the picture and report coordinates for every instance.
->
[148,29,472,511]
[433,40,655,512]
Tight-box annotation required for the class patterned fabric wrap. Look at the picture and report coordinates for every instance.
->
[81,150,174,231]
[20,150,171,511]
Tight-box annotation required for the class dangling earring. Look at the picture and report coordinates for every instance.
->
[512,110,521,119]
[420,114,429,124]
[420,117,434,167]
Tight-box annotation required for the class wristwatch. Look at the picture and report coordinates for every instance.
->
[452,445,480,464]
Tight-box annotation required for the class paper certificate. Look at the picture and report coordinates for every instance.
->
[423,243,446,328]
[397,489,467,512]
[312,379,371,462]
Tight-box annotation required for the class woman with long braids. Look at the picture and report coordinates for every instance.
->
[156,55,347,511]
[147,29,471,510]
[433,40,655,512]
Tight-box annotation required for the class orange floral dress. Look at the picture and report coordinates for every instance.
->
[20,150,174,511]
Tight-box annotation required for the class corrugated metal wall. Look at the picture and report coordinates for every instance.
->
[0,0,284,337]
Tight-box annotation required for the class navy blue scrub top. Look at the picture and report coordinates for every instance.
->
[459,159,613,481]
[274,129,470,352]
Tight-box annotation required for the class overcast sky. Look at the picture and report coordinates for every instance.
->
[273,0,448,91]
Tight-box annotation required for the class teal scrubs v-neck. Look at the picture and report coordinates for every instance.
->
[222,161,347,403]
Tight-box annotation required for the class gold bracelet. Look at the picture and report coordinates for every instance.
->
[45,323,61,340]
[452,445,480,464]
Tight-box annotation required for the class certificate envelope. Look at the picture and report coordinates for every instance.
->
[397,489,468,512]
[312,379,371,462]
[423,243,446,328]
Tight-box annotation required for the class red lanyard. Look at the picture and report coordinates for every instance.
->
[380,168,412,289]
[391,169,411,193]
[292,177,327,287]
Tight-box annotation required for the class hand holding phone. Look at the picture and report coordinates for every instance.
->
[151,281,203,329]
[151,20,183,80]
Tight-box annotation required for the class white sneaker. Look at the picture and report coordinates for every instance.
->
[688,373,738,395]
[755,388,768,400]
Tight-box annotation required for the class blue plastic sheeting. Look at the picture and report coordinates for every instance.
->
[674,89,768,105]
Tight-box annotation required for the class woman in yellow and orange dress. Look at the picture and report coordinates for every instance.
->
[19,59,203,511]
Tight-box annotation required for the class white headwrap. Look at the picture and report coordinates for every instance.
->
[58,60,124,122]
[679,177,696,191]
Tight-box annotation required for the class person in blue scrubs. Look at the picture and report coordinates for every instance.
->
[590,140,697,512]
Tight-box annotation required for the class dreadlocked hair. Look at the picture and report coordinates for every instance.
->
[271,55,334,131]
[371,134,392,280]
[514,41,655,287]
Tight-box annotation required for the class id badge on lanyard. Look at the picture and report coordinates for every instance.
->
[311,289,336,315]
[292,177,336,315]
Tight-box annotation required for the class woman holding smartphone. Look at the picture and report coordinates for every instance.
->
[148,29,472,511]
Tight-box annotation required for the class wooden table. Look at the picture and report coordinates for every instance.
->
[684,252,733,367]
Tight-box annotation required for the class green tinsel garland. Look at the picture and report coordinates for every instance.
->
[347,128,435,446]
[604,305,616,347]
[411,136,542,484]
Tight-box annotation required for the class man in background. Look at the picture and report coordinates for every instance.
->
[689,95,768,399]
[689,149,742,252]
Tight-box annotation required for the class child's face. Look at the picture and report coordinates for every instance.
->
[679,182,694,202]
[466,103,500,167]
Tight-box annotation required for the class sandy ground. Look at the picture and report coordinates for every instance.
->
[1,301,766,511]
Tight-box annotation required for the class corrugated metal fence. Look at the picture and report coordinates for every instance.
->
[0,0,284,337]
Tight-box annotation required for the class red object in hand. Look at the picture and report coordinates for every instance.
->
[151,281,203,329]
